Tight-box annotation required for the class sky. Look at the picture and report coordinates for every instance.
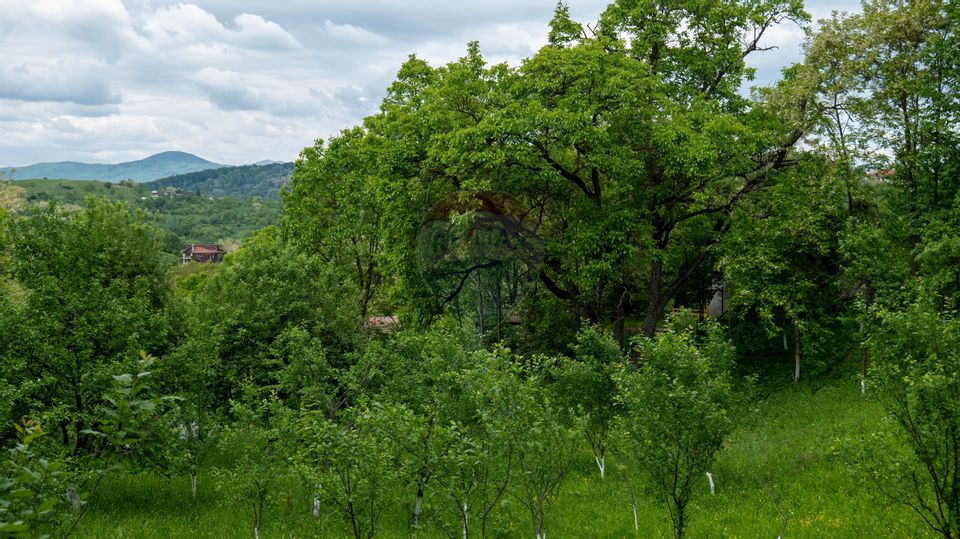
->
[0,0,861,167]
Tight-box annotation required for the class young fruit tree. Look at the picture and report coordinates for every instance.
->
[862,297,960,538]
[614,322,737,539]
[550,326,620,479]
[296,404,406,539]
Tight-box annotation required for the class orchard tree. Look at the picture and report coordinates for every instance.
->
[296,405,408,539]
[551,325,620,478]
[615,322,737,539]
[859,295,960,538]
[365,323,477,527]
[0,199,173,453]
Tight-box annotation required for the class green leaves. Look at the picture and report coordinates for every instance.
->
[615,322,739,538]
[861,296,960,536]
[0,421,64,538]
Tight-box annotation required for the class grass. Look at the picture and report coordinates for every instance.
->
[70,380,929,538]
[15,179,146,207]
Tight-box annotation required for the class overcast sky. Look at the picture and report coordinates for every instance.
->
[0,0,861,167]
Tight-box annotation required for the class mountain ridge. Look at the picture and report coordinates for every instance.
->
[2,151,225,182]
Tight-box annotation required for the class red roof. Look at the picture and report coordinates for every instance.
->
[183,244,223,254]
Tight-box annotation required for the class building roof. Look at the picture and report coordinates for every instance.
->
[182,244,223,254]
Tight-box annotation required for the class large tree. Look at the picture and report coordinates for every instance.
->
[0,199,173,453]
[292,1,816,345]
[282,127,385,319]
[808,0,960,302]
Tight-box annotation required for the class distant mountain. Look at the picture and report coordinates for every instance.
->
[253,159,284,166]
[3,151,224,182]
[143,162,294,199]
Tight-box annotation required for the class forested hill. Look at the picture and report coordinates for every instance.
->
[142,162,294,199]
[1,151,222,182]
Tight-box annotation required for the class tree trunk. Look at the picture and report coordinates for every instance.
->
[413,486,423,526]
[595,451,605,480]
[641,260,664,339]
[793,325,801,383]
[612,283,628,348]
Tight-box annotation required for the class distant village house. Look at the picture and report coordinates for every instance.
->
[181,244,225,264]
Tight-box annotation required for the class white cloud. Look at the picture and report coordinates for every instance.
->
[323,20,389,45]
[141,4,299,51]
[192,67,264,111]
[0,63,122,105]
[234,13,301,49]
[0,0,864,167]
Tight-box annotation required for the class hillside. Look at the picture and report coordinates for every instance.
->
[142,162,294,199]
[1,151,224,182]
[14,179,279,245]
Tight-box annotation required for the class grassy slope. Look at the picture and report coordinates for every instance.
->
[72,381,927,538]
[16,179,146,206]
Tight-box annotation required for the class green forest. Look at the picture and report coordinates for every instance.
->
[10,179,280,247]
[1,0,959,537]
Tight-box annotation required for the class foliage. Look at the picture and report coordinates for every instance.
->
[281,128,385,318]
[550,325,620,478]
[141,163,293,200]
[806,0,960,304]
[615,321,738,539]
[0,422,61,539]
[859,296,960,537]
[295,405,407,539]
[13,180,279,247]
[721,160,849,380]
[0,199,173,453]
[295,0,813,342]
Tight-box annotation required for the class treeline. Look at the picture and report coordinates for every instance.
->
[141,162,293,200]
[0,0,959,537]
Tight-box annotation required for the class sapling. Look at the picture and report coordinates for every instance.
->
[614,323,738,539]
[212,400,285,539]
[857,299,960,538]
[0,421,63,539]
[296,405,405,539]
[551,327,619,481]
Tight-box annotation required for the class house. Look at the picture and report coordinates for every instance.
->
[181,244,225,264]
[363,315,399,333]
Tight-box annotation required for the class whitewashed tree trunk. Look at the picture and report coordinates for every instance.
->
[793,325,801,382]
[413,490,423,525]
[595,454,605,479]
[190,473,197,498]
[462,499,468,539]
[67,485,80,511]
[706,472,715,495]
[632,503,639,531]
[254,526,259,539]
[313,496,320,520]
